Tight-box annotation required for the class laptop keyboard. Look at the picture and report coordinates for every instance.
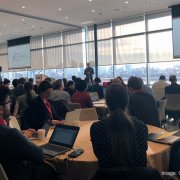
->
[42,143,68,152]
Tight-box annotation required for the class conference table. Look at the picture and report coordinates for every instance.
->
[33,121,170,180]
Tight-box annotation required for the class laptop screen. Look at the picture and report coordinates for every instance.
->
[49,124,80,148]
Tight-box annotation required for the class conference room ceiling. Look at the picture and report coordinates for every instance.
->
[0,0,179,44]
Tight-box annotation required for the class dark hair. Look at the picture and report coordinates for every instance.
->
[28,78,34,83]
[3,78,10,85]
[0,86,10,106]
[54,79,62,90]
[95,77,101,84]
[159,75,166,81]
[12,79,18,88]
[76,80,87,91]
[169,75,177,83]
[117,76,126,87]
[67,80,74,87]
[72,75,77,82]
[18,77,26,85]
[38,80,53,94]
[63,78,67,88]
[105,84,136,167]
[127,76,142,90]
[24,82,34,105]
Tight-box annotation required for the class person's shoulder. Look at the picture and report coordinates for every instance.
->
[131,117,147,130]
[91,120,106,132]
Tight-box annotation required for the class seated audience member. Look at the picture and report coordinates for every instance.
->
[63,78,68,88]
[152,75,169,100]
[21,80,63,130]
[28,78,38,94]
[13,77,26,97]
[17,82,37,120]
[117,76,127,87]
[90,84,148,169]
[71,80,93,108]
[64,80,76,97]
[0,85,58,180]
[88,77,104,99]
[139,77,155,98]
[165,75,180,120]
[72,75,77,83]
[165,75,180,94]
[111,78,122,84]
[49,79,71,103]
[128,77,160,127]
[3,78,10,89]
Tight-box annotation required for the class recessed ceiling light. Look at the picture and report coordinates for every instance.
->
[92,9,95,13]
[21,18,25,21]
[125,1,128,4]
[2,24,7,27]
[89,0,92,2]
[65,16,69,19]
[22,6,26,9]
[58,8,62,11]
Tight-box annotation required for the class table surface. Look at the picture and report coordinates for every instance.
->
[33,121,170,163]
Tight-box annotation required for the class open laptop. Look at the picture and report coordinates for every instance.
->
[40,124,80,156]
[89,92,100,102]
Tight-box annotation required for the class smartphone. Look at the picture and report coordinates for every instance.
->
[68,149,84,158]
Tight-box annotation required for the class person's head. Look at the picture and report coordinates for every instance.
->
[28,78,34,84]
[117,76,126,85]
[94,77,101,84]
[18,77,26,85]
[66,80,75,89]
[169,75,177,83]
[76,80,87,92]
[72,75,77,82]
[111,78,121,84]
[127,76,143,93]
[159,75,166,81]
[24,82,33,92]
[106,84,128,112]
[12,79,18,88]
[54,79,64,90]
[3,78,10,88]
[0,86,10,119]
[38,80,53,99]
[44,77,52,84]
[87,62,90,67]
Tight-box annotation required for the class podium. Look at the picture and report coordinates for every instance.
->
[35,74,47,86]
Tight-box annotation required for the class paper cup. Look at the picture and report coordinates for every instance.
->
[37,129,45,140]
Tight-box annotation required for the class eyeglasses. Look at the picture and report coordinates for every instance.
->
[2,100,11,106]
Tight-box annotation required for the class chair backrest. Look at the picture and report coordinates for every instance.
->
[9,116,21,131]
[0,163,8,180]
[166,94,180,111]
[78,108,98,121]
[66,103,81,112]
[89,92,99,102]
[65,108,98,121]
[158,99,167,121]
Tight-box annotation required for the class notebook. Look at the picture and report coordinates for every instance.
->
[148,131,180,145]
[40,124,80,156]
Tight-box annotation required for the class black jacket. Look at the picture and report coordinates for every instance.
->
[21,96,63,130]
[128,92,160,127]
[0,125,43,180]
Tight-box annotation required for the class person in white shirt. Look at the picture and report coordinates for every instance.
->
[152,75,169,100]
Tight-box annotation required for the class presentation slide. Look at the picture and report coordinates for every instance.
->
[173,18,180,58]
[8,43,31,69]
